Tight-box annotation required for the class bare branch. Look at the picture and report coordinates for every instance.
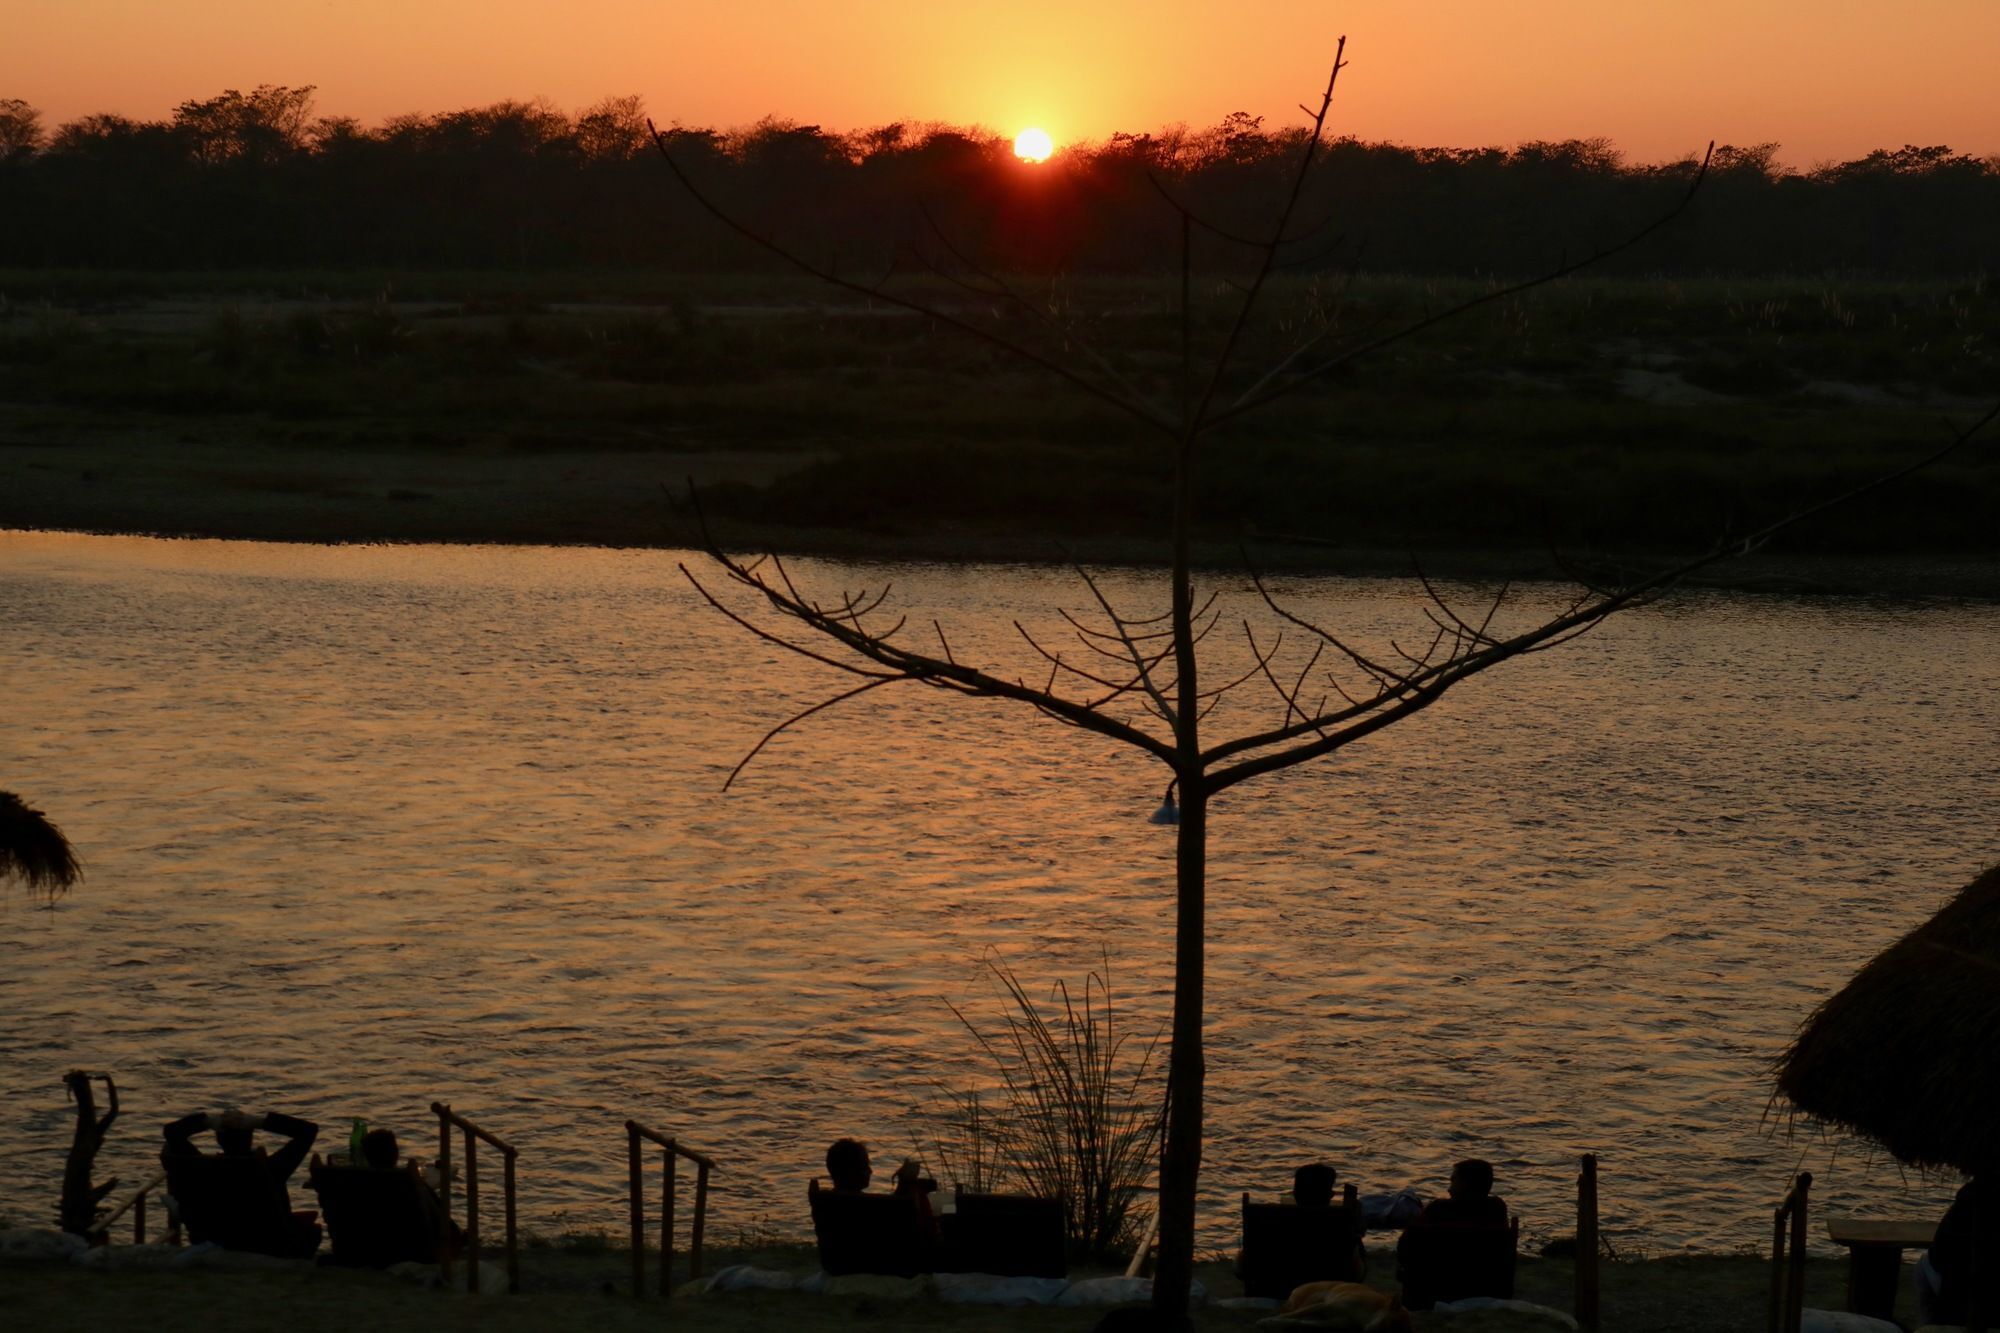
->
[1014,620,1159,700]
[1206,143,1716,429]
[682,487,1179,766]
[1069,561,1180,725]
[681,564,897,680]
[725,677,902,790]
[1244,623,1324,736]
[1240,551,1406,689]
[1144,171,1344,254]
[1204,397,2000,787]
[1187,36,1351,434]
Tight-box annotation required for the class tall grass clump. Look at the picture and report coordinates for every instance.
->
[947,953,1165,1261]
[915,1084,1012,1196]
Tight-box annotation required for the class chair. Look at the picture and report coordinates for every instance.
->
[942,1189,1067,1277]
[160,1151,319,1258]
[1766,1172,1811,1333]
[1239,1183,1366,1300]
[308,1158,450,1268]
[1395,1215,1519,1310]
[807,1178,935,1277]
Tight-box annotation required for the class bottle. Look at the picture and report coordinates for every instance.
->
[349,1117,368,1167]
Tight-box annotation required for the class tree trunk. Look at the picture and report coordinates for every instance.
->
[59,1071,117,1237]
[1152,783,1206,1316]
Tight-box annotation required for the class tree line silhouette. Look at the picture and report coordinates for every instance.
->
[1,87,1995,274]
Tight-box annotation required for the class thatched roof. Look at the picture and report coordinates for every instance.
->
[1775,860,2000,1175]
[0,790,82,901]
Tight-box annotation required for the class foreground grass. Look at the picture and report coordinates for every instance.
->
[0,1241,1894,1333]
[1,269,1995,560]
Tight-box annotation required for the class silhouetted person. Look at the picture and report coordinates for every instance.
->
[1919,1177,1998,1326]
[359,1127,399,1171]
[824,1138,937,1225]
[361,1125,454,1208]
[810,1138,939,1275]
[1294,1162,1338,1207]
[1238,1161,1365,1293]
[826,1136,873,1193]
[164,1106,318,1182]
[161,1106,322,1256]
[1394,1158,1515,1309]
[1413,1159,1507,1228]
[311,1124,460,1266]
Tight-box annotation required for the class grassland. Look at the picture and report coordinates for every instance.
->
[1,269,1995,581]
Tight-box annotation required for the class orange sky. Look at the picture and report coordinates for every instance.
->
[8,1,1998,166]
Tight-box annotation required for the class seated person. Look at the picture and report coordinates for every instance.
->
[1237,1162,1366,1297]
[1414,1159,1508,1228]
[810,1138,939,1276]
[309,1127,459,1267]
[829,1138,938,1228]
[359,1128,457,1212]
[826,1136,874,1193]
[161,1106,321,1257]
[1918,1176,1997,1326]
[1293,1163,1339,1208]
[1394,1159,1515,1309]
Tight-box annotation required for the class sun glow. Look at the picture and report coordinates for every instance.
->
[1013,127,1054,162]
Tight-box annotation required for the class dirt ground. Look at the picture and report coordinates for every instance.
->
[0,1241,1894,1333]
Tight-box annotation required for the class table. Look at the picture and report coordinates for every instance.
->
[1825,1216,1937,1322]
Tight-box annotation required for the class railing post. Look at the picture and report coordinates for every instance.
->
[624,1122,715,1300]
[1576,1154,1600,1333]
[628,1122,645,1298]
[429,1104,519,1295]
[436,1104,454,1289]
[134,1190,147,1246]
[1767,1199,1787,1333]
[503,1147,518,1296]
[1786,1174,1810,1333]
[691,1160,711,1281]
[662,1143,677,1297]
[464,1128,480,1288]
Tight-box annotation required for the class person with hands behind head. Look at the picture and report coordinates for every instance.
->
[162,1104,323,1257]
[164,1105,320,1182]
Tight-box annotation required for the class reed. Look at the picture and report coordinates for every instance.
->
[915,1084,1011,1197]
[948,953,1165,1261]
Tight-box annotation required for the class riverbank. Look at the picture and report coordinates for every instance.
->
[3,273,1997,593]
[6,433,2000,599]
[0,1240,1894,1333]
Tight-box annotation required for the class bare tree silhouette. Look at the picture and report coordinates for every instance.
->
[655,40,1998,1313]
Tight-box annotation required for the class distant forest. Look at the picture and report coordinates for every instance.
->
[2,86,1996,275]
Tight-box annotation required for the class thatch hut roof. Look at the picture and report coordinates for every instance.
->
[0,790,82,902]
[1775,860,2000,1175]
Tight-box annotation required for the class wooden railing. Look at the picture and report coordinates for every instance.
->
[88,1170,175,1247]
[1767,1171,1812,1333]
[626,1121,715,1298]
[432,1102,519,1294]
[1575,1154,1600,1332]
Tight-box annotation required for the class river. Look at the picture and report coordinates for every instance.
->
[3,530,1992,1253]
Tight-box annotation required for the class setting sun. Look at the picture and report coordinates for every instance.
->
[1013,127,1053,162]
